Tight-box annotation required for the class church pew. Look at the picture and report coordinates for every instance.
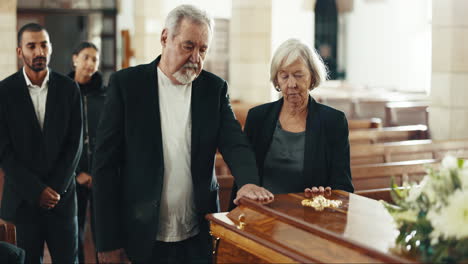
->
[355,188,395,203]
[215,154,234,211]
[216,159,437,209]
[215,153,230,176]
[351,159,437,191]
[349,124,428,144]
[351,139,468,165]
[353,99,387,121]
[385,101,429,127]
[217,174,234,212]
[231,101,259,129]
[231,100,382,130]
[348,118,382,130]
[0,220,16,245]
[214,135,467,209]
[355,186,412,204]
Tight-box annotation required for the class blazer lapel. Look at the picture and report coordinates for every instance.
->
[303,96,322,188]
[190,74,205,172]
[144,59,164,161]
[262,99,282,153]
[14,71,44,135]
[43,72,57,139]
[257,99,282,185]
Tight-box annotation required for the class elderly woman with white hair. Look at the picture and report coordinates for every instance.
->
[244,38,354,196]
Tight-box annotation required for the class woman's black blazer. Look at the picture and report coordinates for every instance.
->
[244,96,354,193]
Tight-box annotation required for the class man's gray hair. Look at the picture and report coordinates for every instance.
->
[165,4,214,38]
[270,38,327,91]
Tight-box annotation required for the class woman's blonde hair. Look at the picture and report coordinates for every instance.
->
[270,38,327,91]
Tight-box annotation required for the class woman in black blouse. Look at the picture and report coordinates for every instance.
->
[244,38,353,196]
[68,41,106,263]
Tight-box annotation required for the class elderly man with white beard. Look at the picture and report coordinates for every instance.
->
[92,4,274,264]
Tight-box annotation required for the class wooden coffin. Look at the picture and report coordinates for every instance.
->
[206,191,417,263]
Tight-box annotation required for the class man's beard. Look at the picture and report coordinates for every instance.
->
[173,62,199,84]
[24,55,47,72]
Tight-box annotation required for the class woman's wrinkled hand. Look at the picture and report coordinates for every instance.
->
[304,186,332,198]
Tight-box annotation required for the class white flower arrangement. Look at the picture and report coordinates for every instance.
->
[384,155,468,263]
[428,189,468,241]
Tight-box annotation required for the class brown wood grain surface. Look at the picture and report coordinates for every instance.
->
[349,125,428,144]
[351,139,468,165]
[0,220,16,245]
[207,191,418,263]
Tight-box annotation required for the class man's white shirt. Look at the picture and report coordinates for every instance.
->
[23,67,49,130]
[156,66,199,242]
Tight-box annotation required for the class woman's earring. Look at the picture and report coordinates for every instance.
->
[275,86,281,92]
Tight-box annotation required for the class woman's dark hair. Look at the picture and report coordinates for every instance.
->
[72,41,99,56]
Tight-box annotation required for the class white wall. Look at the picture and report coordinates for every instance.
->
[0,0,17,80]
[116,0,135,68]
[117,0,135,33]
[118,0,230,32]
[271,0,315,53]
[116,0,231,67]
[160,0,231,19]
[344,0,431,93]
[271,0,316,100]
[430,0,468,140]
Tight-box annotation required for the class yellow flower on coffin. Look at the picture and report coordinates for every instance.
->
[301,195,342,211]
[428,189,468,242]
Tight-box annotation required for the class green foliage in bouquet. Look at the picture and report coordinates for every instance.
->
[383,156,468,264]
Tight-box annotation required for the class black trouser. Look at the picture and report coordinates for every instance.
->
[138,233,212,264]
[76,184,97,264]
[15,203,78,264]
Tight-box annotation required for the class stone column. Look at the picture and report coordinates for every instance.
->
[430,0,468,139]
[229,0,273,103]
[229,0,316,103]
[133,0,165,64]
[0,0,17,80]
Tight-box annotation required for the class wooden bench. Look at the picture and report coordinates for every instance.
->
[349,125,428,144]
[231,101,260,128]
[351,139,468,165]
[353,99,387,121]
[216,158,437,208]
[355,186,414,204]
[231,101,383,131]
[319,97,356,118]
[351,159,437,191]
[217,174,234,212]
[348,118,382,130]
[385,101,429,127]
[0,220,16,245]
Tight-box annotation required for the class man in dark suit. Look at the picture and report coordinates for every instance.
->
[93,4,273,264]
[0,23,82,263]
